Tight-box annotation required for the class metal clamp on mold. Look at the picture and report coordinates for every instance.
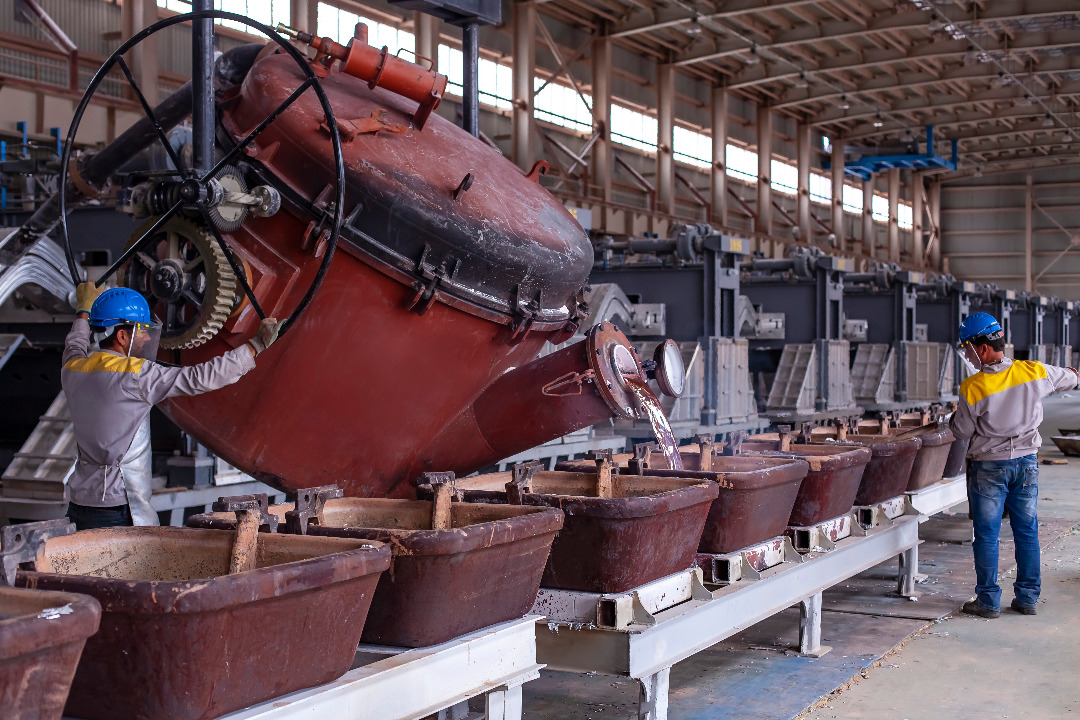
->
[0,518,75,586]
[285,484,344,534]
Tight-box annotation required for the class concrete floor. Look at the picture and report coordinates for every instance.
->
[801,393,1080,720]
[521,394,1080,720]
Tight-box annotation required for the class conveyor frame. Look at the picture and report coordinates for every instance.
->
[535,474,967,719]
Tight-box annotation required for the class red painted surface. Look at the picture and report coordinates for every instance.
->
[158,53,598,497]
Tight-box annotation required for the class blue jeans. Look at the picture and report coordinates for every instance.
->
[967,455,1040,610]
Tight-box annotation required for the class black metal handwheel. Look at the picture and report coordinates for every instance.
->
[58,10,344,343]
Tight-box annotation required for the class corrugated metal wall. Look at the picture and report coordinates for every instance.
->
[941,164,1080,300]
[0,0,254,98]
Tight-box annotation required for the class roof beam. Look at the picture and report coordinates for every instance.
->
[771,54,1080,110]
[840,107,1063,144]
[672,1,1080,67]
[607,0,822,40]
[725,27,1080,90]
[811,78,1080,126]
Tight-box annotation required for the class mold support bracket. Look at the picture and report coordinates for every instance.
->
[798,592,831,657]
[896,544,920,598]
[638,667,670,720]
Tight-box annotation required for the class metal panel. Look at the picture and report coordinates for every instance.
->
[938,344,956,399]
[902,342,943,401]
[766,343,816,413]
[1,392,74,501]
[850,343,893,404]
[715,337,754,423]
[825,339,854,410]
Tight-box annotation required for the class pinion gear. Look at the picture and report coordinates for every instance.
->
[121,216,237,350]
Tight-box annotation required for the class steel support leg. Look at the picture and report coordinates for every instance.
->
[799,592,831,657]
[435,700,469,719]
[638,667,670,720]
[897,544,920,598]
[485,683,523,720]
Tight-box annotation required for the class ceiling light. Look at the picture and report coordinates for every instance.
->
[974,167,983,177]
[1043,114,1055,128]
[1020,94,1036,106]
[838,94,850,110]
[992,71,1008,88]
[872,112,884,128]
[745,45,760,66]
[686,16,701,36]
[927,15,947,32]
[794,72,809,89]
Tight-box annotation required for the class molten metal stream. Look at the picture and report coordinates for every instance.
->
[624,376,683,471]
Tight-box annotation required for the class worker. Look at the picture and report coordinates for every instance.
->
[61,281,279,530]
[950,312,1078,618]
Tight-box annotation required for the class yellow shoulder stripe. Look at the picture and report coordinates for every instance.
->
[64,352,146,375]
[960,360,1046,406]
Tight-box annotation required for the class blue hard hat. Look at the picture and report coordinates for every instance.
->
[89,288,153,330]
[958,312,1004,345]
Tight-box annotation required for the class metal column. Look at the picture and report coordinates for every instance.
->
[122,0,160,106]
[711,87,728,228]
[656,64,675,216]
[701,234,745,427]
[1025,174,1034,292]
[592,30,612,229]
[815,257,848,411]
[414,11,440,72]
[756,106,773,236]
[511,1,534,170]
[862,176,874,258]
[290,0,318,40]
[887,168,900,262]
[461,23,480,137]
[929,180,942,270]
[831,138,846,252]
[191,0,215,174]
[911,173,924,266]
[796,123,812,243]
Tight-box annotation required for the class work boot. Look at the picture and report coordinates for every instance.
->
[962,600,1000,619]
[1010,598,1037,615]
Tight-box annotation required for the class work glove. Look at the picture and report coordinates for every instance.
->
[248,317,280,356]
[75,282,106,314]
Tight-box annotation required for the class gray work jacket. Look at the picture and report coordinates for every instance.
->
[950,357,1077,462]
[61,318,255,507]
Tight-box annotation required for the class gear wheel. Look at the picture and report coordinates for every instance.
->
[121,216,237,350]
[207,165,249,232]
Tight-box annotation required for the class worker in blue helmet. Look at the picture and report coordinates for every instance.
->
[61,282,279,530]
[950,311,1079,618]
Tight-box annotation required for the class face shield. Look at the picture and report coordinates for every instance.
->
[126,322,162,361]
[956,341,983,376]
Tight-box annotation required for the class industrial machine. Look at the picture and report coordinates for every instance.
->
[0,9,685,500]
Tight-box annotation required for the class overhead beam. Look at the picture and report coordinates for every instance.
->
[772,54,1080,111]
[811,78,1080,127]
[673,4,1080,68]
[837,104,1077,145]
[608,0,821,39]
[726,28,1080,89]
